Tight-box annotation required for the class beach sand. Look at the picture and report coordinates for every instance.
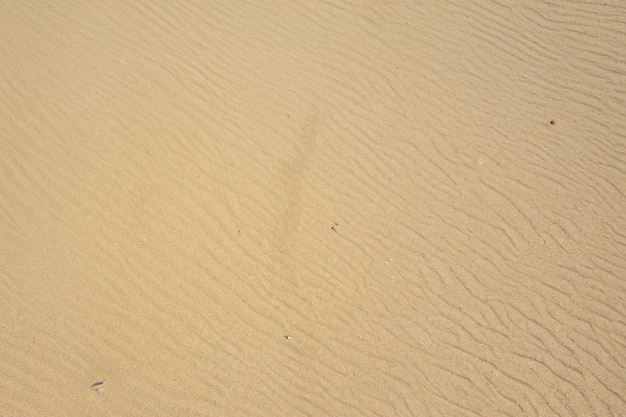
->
[1,1,625,416]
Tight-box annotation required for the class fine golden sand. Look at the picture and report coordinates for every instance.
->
[1,2,625,416]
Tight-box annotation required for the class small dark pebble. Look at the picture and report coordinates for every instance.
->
[90,381,104,389]
[550,120,555,125]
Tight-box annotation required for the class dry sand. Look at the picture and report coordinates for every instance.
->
[1,1,625,416]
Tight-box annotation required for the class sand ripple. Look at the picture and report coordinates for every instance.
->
[1,1,625,416]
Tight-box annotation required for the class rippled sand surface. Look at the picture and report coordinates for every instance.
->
[1,2,625,416]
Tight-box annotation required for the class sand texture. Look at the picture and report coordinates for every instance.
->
[1,1,625,416]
